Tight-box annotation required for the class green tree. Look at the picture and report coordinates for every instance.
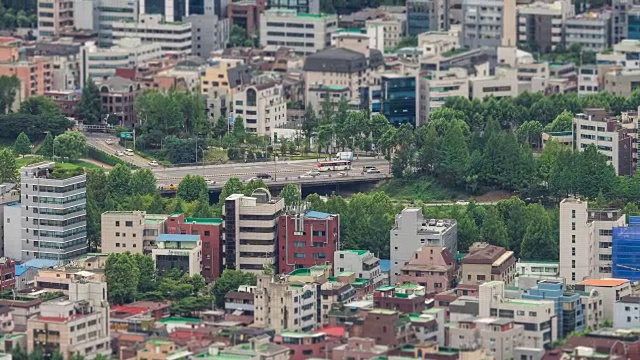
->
[302,103,318,138]
[232,116,246,143]
[87,197,102,251]
[107,164,133,199]
[13,131,31,155]
[132,253,157,293]
[438,123,469,186]
[177,175,208,202]
[481,207,509,248]
[213,115,228,138]
[212,270,257,308]
[76,78,102,124]
[0,148,17,183]
[37,131,54,158]
[148,192,165,213]
[131,169,157,196]
[0,75,20,114]
[18,96,61,118]
[520,205,558,261]
[229,25,249,47]
[218,177,244,208]
[105,253,140,304]
[516,120,544,149]
[243,179,267,196]
[394,35,417,50]
[280,184,301,206]
[54,131,86,161]
[193,195,212,218]
[545,110,573,132]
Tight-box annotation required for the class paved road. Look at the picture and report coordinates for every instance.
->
[153,158,391,185]
[85,132,153,168]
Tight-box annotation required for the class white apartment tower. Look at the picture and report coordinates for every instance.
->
[559,198,626,284]
[232,83,287,136]
[20,162,87,261]
[111,14,192,57]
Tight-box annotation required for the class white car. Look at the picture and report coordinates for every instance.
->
[105,139,114,145]
[116,151,124,157]
[206,179,216,185]
[366,168,381,174]
[455,200,470,205]
[148,160,159,167]
[300,171,320,179]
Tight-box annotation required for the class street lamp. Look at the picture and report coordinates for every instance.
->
[195,133,204,164]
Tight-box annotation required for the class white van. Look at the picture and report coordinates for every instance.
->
[125,149,134,156]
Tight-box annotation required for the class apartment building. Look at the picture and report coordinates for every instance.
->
[334,250,385,288]
[447,317,524,359]
[320,279,355,323]
[152,234,202,276]
[96,0,140,47]
[407,0,448,36]
[461,243,517,286]
[373,283,427,314]
[260,10,338,56]
[576,278,631,322]
[565,10,613,52]
[185,14,228,57]
[559,198,626,284]
[629,6,640,40]
[461,0,516,50]
[0,41,52,100]
[37,0,74,39]
[396,246,456,296]
[517,0,574,53]
[101,211,167,255]
[80,39,163,82]
[27,279,110,359]
[479,281,557,349]
[20,162,87,261]
[253,274,320,332]
[224,285,255,318]
[232,82,287,136]
[223,189,285,273]
[578,65,600,96]
[613,295,640,329]
[97,76,142,127]
[111,15,192,57]
[26,42,82,91]
[418,68,469,123]
[365,16,405,50]
[200,58,252,96]
[303,44,384,107]
[273,332,326,360]
[572,111,635,175]
[278,211,339,274]
[390,207,457,285]
[0,259,15,292]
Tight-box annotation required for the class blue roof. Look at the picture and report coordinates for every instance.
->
[306,211,332,220]
[379,259,390,272]
[23,259,58,269]
[15,264,28,276]
[156,234,200,242]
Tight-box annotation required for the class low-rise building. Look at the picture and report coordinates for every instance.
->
[613,295,640,329]
[330,337,389,360]
[373,284,427,314]
[273,332,326,360]
[515,260,559,284]
[521,280,584,339]
[224,285,255,318]
[35,268,103,294]
[320,277,356,324]
[396,245,456,296]
[576,278,632,322]
[565,9,613,52]
[80,38,163,81]
[152,234,202,276]
[111,15,192,57]
[232,82,287,136]
[0,258,15,292]
[461,243,516,286]
[137,339,191,360]
[44,90,80,118]
[278,211,339,274]
[365,16,405,50]
[97,76,142,127]
[333,250,385,288]
[197,336,290,360]
[101,211,168,255]
[260,10,338,56]
[419,68,469,123]
[447,317,524,359]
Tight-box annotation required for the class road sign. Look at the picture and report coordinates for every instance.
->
[120,132,133,139]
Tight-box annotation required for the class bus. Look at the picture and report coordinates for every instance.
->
[317,160,352,171]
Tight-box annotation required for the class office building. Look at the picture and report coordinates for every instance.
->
[80,39,163,82]
[461,0,516,50]
[418,68,469,123]
[396,245,456,296]
[232,82,287,136]
[572,111,635,176]
[334,250,385,288]
[613,295,640,329]
[390,207,457,285]
[37,0,74,39]
[461,243,517,286]
[565,10,613,52]
[365,16,405,50]
[517,0,574,53]
[253,274,320,332]
[407,0,448,36]
[152,234,202,276]
[278,210,340,274]
[223,189,284,273]
[20,162,87,261]
[96,0,140,47]
[101,211,167,255]
[259,10,338,56]
[380,74,419,126]
[628,6,640,40]
[165,213,223,281]
[97,76,142,127]
[185,14,228,58]
[576,278,631,322]
[521,280,584,339]
[447,317,524,359]
[27,278,110,359]
[479,281,557,348]
[111,14,192,57]
[559,198,626,284]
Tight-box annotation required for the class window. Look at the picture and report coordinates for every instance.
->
[572,210,576,218]
[125,221,133,227]
[517,310,525,316]
[477,274,486,281]
[293,253,305,258]
[204,231,210,236]
[572,260,576,268]
[293,241,305,247]
[572,272,576,281]
[572,222,576,230]
[572,247,576,256]
[115,221,120,227]
[572,234,576,243]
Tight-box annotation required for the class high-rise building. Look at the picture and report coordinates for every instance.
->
[259,10,338,56]
[96,0,140,47]
[559,198,626,284]
[517,0,574,54]
[565,9,613,52]
[37,0,74,39]
[223,189,284,273]
[111,14,192,57]
[406,0,448,36]
[20,162,87,261]
[461,0,514,50]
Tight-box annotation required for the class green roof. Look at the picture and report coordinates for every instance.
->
[279,332,323,338]
[342,250,368,255]
[336,28,365,33]
[185,217,223,225]
[441,47,470,58]
[158,317,201,324]
[397,283,419,289]
[376,285,395,291]
[195,353,254,360]
[289,268,311,276]
[296,12,335,18]
[148,339,174,345]
[338,271,355,277]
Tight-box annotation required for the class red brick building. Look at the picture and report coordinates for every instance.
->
[278,211,340,274]
[44,90,80,118]
[373,284,427,314]
[0,258,16,291]
[273,332,327,360]
[166,214,223,281]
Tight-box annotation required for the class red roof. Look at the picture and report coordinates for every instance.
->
[111,305,147,315]
[316,326,345,338]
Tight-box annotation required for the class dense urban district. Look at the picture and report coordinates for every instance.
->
[2,0,640,360]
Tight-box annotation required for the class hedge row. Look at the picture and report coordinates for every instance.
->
[87,146,138,169]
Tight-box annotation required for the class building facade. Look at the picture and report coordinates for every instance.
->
[517,0,573,53]
[333,250,385,288]
[259,10,338,56]
[151,234,202,276]
[37,0,74,39]
[185,14,228,58]
[461,243,517,286]
[20,162,87,261]
[81,39,163,82]
[232,83,287,136]
[111,15,192,57]
[565,10,613,52]
[390,207,457,284]
[101,211,167,255]
[461,0,514,50]
[396,245,456,296]
[96,0,140,47]
[613,295,640,329]
[380,74,419,126]
[97,76,142,127]
[447,317,524,360]
[407,0,448,36]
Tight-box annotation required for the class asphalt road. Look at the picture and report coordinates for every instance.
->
[85,132,153,168]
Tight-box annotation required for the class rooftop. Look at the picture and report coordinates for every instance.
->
[156,234,200,242]
[305,210,333,220]
[578,278,629,287]
[339,250,368,256]
[185,217,223,225]
[158,317,201,324]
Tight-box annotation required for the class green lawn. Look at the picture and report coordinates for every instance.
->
[377,177,465,202]
[16,156,44,168]
[72,160,102,169]
[15,156,102,170]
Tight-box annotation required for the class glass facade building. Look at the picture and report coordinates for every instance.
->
[628,8,640,40]
[612,216,640,280]
[380,75,417,126]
